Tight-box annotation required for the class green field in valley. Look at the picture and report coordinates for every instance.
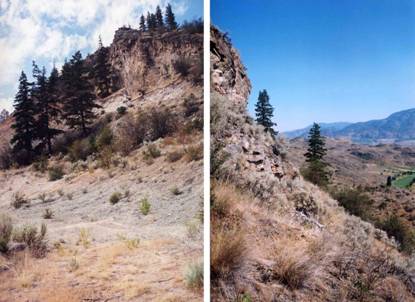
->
[392,172,415,189]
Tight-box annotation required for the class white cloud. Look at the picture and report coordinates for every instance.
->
[0,0,189,110]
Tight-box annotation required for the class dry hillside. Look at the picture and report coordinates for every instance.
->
[0,26,203,301]
[210,25,415,302]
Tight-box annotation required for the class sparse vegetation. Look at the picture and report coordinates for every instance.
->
[143,144,161,160]
[77,228,91,248]
[13,223,47,258]
[0,214,13,253]
[271,251,311,290]
[11,192,29,209]
[139,198,151,215]
[116,106,127,116]
[185,143,203,162]
[110,192,122,205]
[43,208,54,219]
[173,57,191,77]
[331,187,373,221]
[377,215,415,253]
[166,150,183,162]
[184,262,203,290]
[48,164,64,181]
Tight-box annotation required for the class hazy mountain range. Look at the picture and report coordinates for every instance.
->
[284,108,415,145]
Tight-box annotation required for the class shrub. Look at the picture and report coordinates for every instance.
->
[13,223,47,258]
[331,187,373,221]
[184,262,203,290]
[183,94,199,117]
[115,114,146,155]
[32,156,48,173]
[68,138,95,161]
[77,228,91,248]
[0,214,13,253]
[48,165,64,181]
[166,150,183,162]
[271,252,311,290]
[0,143,12,170]
[38,193,52,203]
[139,198,151,215]
[43,208,54,219]
[173,57,192,77]
[109,192,122,205]
[116,106,127,116]
[143,144,161,159]
[171,186,182,195]
[377,215,415,253]
[98,147,113,169]
[11,192,29,209]
[96,126,113,150]
[211,224,244,278]
[147,109,177,140]
[185,143,203,162]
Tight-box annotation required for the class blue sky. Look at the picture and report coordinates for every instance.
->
[0,0,202,112]
[212,0,415,131]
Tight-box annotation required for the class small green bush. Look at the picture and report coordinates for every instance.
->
[96,126,113,149]
[184,262,203,289]
[48,165,64,181]
[185,143,203,162]
[116,106,127,116]
[110,192,122,205]
[68,138,95,161]
[32,156,48,173]
[173,57,192,77]
[43,208,54,219]
[166,150,183,162]
[331,187,373,221]
[171,186,182,195]
[139,198,151,215]
[143,144,161,159]
[0,214,13,253]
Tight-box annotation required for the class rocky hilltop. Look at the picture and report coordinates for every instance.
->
[211,25,415,302]
[0,25,203,301]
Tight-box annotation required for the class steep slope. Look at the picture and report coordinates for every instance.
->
[0,26,203,301]
[211,26,415,302]
[285,108,415,144]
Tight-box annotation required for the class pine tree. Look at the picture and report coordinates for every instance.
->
[93,38,111,98]
[98,35,103,48]
[10,71,37,162]
[62,51,100,135]
[303,123,329,186]
[32,62,62,154]
[155,5,164,28]
[255,89,276,134]
[146,12,154,31]
[165,4,178,30]
[304,123,327,162]
[139,14,146,31]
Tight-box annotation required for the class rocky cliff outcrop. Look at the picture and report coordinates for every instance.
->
[211,25,415,302]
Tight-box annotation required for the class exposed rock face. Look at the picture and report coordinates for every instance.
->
[210,26,251,113]
[0,109,9,123]
[107,27,202,100]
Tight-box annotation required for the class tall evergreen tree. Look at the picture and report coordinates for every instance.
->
[139,14,146,31]
[62,51,100,135]
[303,123,329,186]
[93,39,111,98]
[10,71,37,162]
[98,35,103,48]
[146,12,156,31]
[165,4,178,30]
[255,89,276,134]
[304,123,327,162]
[32,62,62,154]
[155,5,164,28]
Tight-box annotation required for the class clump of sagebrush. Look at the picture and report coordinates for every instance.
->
[184,262,203,290]
[48,164,64,181]
[0,214,13,253]
[109,192,122,205]
[11,192,29,209]
[166,150,183,162]
[185,143,203,162]
[139,198,151,215]
[376,215,415,254]
[173,56,192,77]
[13,223,47,258]
[43,208,54,219]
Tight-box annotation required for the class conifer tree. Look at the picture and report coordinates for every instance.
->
[62,51,99,135]
[146,12,157,31]
[93,38,111,98]
[255,89,276,134]
[139,14,146,31]
[10,71,37,162]
[155,5,164,28]
[32,62,62,154]
[303,123,329,186]
[165,4,178,30]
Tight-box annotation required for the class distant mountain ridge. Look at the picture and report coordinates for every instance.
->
[284,108,415,144]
